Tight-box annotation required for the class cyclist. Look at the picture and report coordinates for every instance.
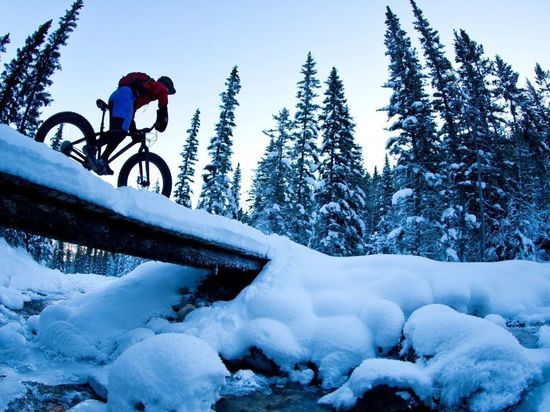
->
[85,73,176,174]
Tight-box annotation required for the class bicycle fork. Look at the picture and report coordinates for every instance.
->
[137,145,151,188]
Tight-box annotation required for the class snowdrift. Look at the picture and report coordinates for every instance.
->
[1,126,549,410]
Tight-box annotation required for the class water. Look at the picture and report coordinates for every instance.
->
[216,383,331,412]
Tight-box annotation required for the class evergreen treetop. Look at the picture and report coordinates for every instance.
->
[0,20,52,124]
[174,109,201,207]
[17,0,84,135]
[198,66,241,216]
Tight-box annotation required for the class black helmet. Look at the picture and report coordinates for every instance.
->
[158,76,176,95]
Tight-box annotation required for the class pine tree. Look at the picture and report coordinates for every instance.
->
[198,66,241,216]
[229,163,244,221]
[371,155,395,253]
[410,0,468,260]
[174,109,200,207]
[0,33,10,62]
[50,240,66,271]
[382,7,442,258]
[311,68,366,256]
[514,65,550,260]
[17,0,84,136]
[0,21,51,125]
[153,180,161,193]
[454,29,507,261]
[250,108,294,235]
[50,124,64,150]
[288,52,321,245]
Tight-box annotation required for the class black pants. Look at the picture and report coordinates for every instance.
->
[98,116,126,161]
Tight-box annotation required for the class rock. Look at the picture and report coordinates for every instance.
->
[176,304,196,321]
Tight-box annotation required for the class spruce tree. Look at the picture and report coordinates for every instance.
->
[230,163,244,221]
[17,0,84,136]
[288,52,321,245]
[50,124,64,150]
[311,68,366,256]
[249,108,294,235]
[382,7,442,258]
[410,0,468,260]
[0,21,51,125]
[50,240,66,271]
[198,66,241,216]
[515,66,550,260]
[174,109,200,207]
[371,155,395,254]
[0,33,9,62]
[454,29,507,261]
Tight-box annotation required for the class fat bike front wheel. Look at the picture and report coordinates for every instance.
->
[117,152,172,198]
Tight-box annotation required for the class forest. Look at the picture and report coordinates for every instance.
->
[0,0,548,272]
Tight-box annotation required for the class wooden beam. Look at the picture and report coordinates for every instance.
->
[0,172,268,276]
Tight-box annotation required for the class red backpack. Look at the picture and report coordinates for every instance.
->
[118,72,153,93]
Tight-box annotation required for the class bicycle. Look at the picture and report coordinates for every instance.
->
[35,99,172,197]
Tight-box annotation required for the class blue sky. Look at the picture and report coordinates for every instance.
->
[1,0,549,203]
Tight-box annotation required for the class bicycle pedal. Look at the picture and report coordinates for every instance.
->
[59,141,72,155]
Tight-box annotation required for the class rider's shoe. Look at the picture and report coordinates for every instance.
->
[83,144,97,161]
[59,141,72,156]
[97,159,114,176]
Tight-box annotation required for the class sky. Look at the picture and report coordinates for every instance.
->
[1,0,549,205]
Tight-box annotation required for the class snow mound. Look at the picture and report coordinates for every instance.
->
[0,239,110,310]
[319,358,431,409]
[181,251,549,389]
[405,304,541,411]
[36,262,207,360]
[321,305,542,411]
[107,333,228,412]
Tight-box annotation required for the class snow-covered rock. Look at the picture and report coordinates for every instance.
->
[107,333,228,412]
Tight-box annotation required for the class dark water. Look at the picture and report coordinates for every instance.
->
[215,384,331,412]
[508,324,541,349]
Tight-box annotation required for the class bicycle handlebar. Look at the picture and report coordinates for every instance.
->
[132,125,156,136]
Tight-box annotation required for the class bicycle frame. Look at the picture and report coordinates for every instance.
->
[63,131,148,169]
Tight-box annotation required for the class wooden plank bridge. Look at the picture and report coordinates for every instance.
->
[0,171,269,282]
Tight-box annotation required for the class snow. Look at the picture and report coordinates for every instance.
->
[36,261,207,361]
[402,115,418,129]
[539,325,550,348]
[0,125,274,261]
[322,304,544,411]
[107,333,228,411]
[392,187,413,205]
[319,359,432,409]
[1,126,550,410]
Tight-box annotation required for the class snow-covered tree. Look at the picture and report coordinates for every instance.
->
[0,21,51,125]
[311,68,366,256]
[288,52,321,245]
[454,29,508,261]
[382,7,442,259]
[497,62,550,260]
[50,124,63,151]
[250,108,294,235]
[0,33,9,62]
[198,66,241,216]
[174,109,200,207]
[370,155,395,254]
[229,163,244,221]
[17,0,84,136]
[410,0,468,260]
[50,240,66,271]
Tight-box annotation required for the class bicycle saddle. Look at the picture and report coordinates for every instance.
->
[96,99,109,112]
